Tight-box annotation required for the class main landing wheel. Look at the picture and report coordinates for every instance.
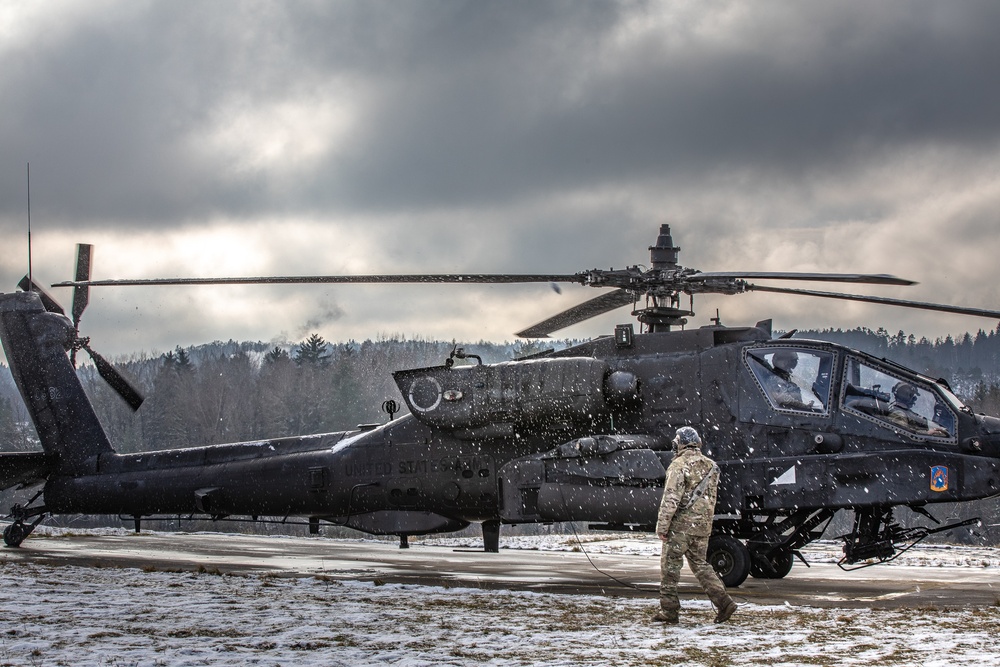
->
[750,549,795,579]
[3,521,30,548]
[707,535,750,588]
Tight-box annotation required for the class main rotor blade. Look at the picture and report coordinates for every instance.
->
[53,274,585,288]
[748,285,1000,319]
[690,272,916,286]
[516,289,636,338]
[82,345,145,411]
[71,244,93,328]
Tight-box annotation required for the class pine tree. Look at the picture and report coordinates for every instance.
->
[264,346,290,364]
[294,334,330,367]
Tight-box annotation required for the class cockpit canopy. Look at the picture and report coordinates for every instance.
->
[744,343,958,441]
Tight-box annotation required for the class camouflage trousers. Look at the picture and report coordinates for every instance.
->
[659,531,732,613]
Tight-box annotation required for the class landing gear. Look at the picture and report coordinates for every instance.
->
[707,535,750,587]
[749,549,794,579]
[707,535,794,585]
[482,520,500,553]
[3,521,31,547]
[711,507,837,582]
[4,492,47,548]
[3,514,47,548]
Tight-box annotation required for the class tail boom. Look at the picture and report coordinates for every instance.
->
[0,292,115,473]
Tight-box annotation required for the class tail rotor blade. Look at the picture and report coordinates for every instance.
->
[82,345,144,411]
[71,244,93,328]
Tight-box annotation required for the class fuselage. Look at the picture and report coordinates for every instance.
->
[33,319,1000,539]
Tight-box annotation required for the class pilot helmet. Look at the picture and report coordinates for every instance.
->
[771,350,799,372]
[673,426,702,450]
[893,382,919,408]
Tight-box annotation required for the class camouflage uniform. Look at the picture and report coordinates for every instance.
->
[655,427,736,623]
[887,403,928,430]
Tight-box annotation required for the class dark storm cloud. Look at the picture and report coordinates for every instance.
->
[0,1,618,225]
[6,1,1000,228]
[2,0,1000,355]
[315,1,1000,212]
[0,3,267,224]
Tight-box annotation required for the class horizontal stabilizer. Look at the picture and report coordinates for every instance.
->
[0,452,55,491]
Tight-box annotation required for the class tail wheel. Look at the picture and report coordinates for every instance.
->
[3,521,30,548]
[707,535,750,587]
[749,549,795,579]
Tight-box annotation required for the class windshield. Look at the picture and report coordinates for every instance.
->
[935,382,967,413]
[746,347,834,414]
[842,356,956,439]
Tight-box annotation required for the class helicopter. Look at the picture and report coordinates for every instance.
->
[1,224,999,588]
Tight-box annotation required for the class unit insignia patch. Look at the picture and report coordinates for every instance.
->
[930,465,949,492]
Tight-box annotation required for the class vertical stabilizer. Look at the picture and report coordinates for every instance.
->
[0,292,114,472]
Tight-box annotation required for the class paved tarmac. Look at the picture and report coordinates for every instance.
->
[2,531,997,609]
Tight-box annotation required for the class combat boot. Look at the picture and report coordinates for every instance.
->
[652,610,679,624]
[714,599,738,623]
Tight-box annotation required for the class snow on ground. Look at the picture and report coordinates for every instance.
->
[0,560,998,667]
[31,525,1000,569]
[415,532,1000,569]
[1,531,999,666]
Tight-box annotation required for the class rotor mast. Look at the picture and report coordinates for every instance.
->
[636,224,694,332]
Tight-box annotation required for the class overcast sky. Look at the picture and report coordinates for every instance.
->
[2,0,1000,357]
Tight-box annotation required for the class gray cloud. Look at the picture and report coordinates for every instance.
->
[2,1,1000,356]
[6,1,1000,223]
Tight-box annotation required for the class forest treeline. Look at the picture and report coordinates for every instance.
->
[797,325,1000,414]
[0,335,558,453]
[4,324,1000,452]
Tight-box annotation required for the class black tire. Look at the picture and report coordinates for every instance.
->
[749,549,794,579]
[707,535,750,587]
[3,522,29,548]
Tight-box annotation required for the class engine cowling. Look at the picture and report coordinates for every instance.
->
[393,357,635,434]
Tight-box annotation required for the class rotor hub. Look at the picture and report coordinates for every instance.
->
[633,306,692,332]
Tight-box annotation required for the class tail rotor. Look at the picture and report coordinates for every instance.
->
[18,243,144,411]
[70,243,92,365]
[76,339,145,411]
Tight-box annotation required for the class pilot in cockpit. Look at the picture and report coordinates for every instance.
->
[887,382,949,436]
[764,350,816,411]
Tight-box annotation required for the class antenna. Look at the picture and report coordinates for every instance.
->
[27,163,32,287]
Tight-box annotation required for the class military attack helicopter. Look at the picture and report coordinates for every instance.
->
[1,224,999,588]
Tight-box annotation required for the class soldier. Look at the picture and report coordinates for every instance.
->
[764,350,814,411]
[887,382,948,436]
[653,426,738,624]
[887,382,924,430]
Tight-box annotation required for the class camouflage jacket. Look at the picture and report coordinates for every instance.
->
[655,445,719,538]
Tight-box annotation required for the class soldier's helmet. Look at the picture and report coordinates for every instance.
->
[673,426,702,449]
[893,382,919,408]
[772,349,799,372]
